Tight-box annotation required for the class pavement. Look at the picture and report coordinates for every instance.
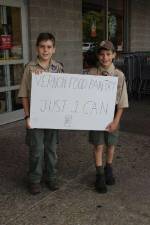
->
[0,97,150,225]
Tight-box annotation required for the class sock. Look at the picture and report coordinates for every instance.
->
[96,166,104,175]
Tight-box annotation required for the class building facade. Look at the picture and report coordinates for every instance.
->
[0,0,150,125]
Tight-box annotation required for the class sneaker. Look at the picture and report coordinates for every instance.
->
[29,183,41,195]
[46,178,59,191]
[104,165,115,185]
[95,174,107,193]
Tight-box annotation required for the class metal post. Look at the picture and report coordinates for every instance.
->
[124,0,130,52]
[105,0,108,40]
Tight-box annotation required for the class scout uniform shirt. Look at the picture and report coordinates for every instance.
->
[18,58,63,100]
[88,63,129,109]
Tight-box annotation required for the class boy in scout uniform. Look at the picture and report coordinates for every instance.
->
[88,40,128,193]
[18,33,63,194]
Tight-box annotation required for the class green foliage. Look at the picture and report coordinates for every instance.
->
[83,10,105,43]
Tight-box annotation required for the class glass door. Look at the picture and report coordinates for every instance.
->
[0,0,28,125]
[82,0,106,72]
[82,0,126,72]
[108,0,124,52]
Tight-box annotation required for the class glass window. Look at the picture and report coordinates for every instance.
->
[0,2,28,124]
[10,64,24,85]
[108,0,124,51]
[82,0,106,70]
[0,4,25,115]
[11,89,22,111]
[83,0,106,45]
[0,92,6,113]
[0,65,5,86]
[0,6,23,60]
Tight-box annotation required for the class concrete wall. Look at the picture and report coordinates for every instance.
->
[28,0,82,73]
[130,0,150,51]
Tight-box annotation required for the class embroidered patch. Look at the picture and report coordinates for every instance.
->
[51,64,57,72]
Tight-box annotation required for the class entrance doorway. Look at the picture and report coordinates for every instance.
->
[82,0,125,71]
[0,0,28,125]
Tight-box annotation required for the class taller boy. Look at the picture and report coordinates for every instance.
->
[18,33,63,194]
[89,40,128,193]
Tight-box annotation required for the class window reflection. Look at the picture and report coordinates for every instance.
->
[83,0,105,45]
[0,64,24,87]
[0,6,23,60]
[82,0,106,70]
[108,0,124,51]
[11,89,22,111]
[0,92,6,113]
[10,64,24,85]
[0,65,5,86]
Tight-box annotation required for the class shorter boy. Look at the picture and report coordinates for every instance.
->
[88,40,128,193]
[18,33,63,194]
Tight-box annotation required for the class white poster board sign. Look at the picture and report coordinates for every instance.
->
[30,73,118,130]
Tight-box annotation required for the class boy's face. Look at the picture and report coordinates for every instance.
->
[98,49,116,68]
[36,40,55,62]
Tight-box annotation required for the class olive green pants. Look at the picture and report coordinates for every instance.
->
[26,129,58,184]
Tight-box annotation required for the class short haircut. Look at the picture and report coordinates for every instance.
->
[97,47,115,54]
[36,33,55,47]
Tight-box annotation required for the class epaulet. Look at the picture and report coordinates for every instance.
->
[24,61,36,69]
[27,61,37,66]
[114,67,124,77]
[88,67,97,75]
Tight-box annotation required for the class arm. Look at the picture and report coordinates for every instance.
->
[106,107,124,133]
[22,97,31,129]
[106,70,128,133]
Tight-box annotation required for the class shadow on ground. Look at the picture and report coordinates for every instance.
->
[121,97,150,136]
[0,97,150,225]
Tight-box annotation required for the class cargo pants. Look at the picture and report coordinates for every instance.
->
[26,129,58,184]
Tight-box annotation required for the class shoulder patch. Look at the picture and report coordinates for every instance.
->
[52,60,64,72]
[51,64,58,72]
[114,68,124,77]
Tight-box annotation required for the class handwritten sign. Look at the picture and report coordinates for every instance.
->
[30,73,118,130]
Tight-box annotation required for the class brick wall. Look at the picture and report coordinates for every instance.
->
[28,0,82,73]
[130,0,150,51]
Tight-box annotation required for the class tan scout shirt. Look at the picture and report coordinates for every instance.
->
[88,63,129,108]
[18,58,63,99]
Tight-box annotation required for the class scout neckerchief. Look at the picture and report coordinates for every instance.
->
[97,63,116,76]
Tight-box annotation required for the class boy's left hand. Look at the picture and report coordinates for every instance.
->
[105,121,118,133]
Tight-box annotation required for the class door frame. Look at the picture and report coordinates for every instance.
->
[0,0,29,125]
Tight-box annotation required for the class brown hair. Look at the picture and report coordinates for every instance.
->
[36,33,55,47]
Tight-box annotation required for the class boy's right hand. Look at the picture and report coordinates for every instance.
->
[105,120,118,133]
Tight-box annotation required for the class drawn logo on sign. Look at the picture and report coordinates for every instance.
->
[64,114,72,127]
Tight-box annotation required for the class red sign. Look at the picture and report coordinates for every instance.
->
[0,35,12,50]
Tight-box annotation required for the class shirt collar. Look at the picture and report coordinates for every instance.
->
[36,58,55,70]
[98,63,115,75]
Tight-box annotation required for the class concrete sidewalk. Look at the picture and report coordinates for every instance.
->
[0,98,150,225]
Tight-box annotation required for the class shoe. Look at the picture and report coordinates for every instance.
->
[95,174,107,193]
[46,178,59,191]
[104,165,115,185]
[29,183,41,195]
